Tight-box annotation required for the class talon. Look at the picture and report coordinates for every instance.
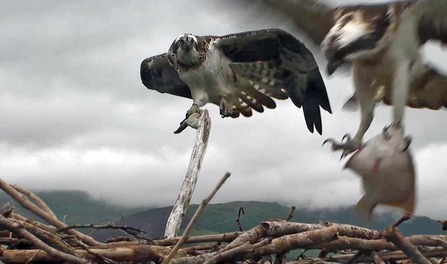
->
[322,138,336,147]
[382,126,390,140]
[342,134,351,142]
[402,136,412,151]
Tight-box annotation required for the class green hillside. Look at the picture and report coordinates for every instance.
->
[0,190,443,245]
[0,190,146,226]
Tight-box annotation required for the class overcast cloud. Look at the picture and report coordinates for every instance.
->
[1,0,446,219]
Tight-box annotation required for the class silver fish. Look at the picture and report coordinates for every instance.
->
[344,122,416,221]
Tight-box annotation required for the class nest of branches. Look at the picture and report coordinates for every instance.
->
[0,112,445,264]
[0,175,446,264]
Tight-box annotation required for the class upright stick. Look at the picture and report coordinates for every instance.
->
[164,110,212,238]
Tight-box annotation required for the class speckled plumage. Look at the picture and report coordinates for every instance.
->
[141,28,332,134]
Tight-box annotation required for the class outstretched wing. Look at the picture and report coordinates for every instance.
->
[261,0,335,46]
[140,53,192,99]
[417,0,447,45]
[382,65,447,110]
[215,28,332,134]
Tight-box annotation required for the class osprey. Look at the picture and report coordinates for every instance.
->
[264,0,447,158]
[140,29,332,134]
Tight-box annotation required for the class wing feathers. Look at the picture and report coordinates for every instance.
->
[230,62,289,100]
[417,0,447,45]
[382,65,447,110]
[140,54,192,99]
[218,29,331,134]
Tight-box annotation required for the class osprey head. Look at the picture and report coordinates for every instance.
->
[322,5,396,76]
[168,33,203,67]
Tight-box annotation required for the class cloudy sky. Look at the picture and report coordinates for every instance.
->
[1,0,446,219]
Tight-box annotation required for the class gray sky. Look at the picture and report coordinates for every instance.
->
[1,0,446,219]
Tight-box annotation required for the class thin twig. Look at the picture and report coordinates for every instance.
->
[236,207,245,232]
[56,224,145,235]
[275,206,297,264]
[393,212,412,228]
[285,206,296,222]
[162,172,231,264]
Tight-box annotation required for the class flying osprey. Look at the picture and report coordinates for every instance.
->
[140,29,332,134]
[264,0,447,157]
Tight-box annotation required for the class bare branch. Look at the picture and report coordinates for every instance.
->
[384,225,432,264]
[236,207,245,232]
[10,185,57,220]
[0,178,103,246]
[165,109,212,238]
[56,224,145,235]
[0,214,90,264]
[162,172,231,264]
[285,206,296,222]
[204,239,271,264]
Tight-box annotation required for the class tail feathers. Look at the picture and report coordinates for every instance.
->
[355,195,376,223]
[342,94,359,111]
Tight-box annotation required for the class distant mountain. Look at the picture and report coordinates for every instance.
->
[0,190,442,243]
[0,190,146,227]
[91,201,443,242]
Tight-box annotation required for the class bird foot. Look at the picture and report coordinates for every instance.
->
[174,104,204,134]
[219,97,233,118]
[322,134,362,160]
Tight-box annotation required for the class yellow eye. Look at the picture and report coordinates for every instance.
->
[191,40,196,46]
[177,40,183,46]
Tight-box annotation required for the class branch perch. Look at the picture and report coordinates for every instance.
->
[164,109,212,239]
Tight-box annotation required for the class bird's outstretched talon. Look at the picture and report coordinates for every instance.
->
[219,97,232,118]
[174,104,203,134]
[342,133,352,143]
[322,136,362,159]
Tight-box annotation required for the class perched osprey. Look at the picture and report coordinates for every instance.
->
[264,0,447,157]
[140,29,332,134]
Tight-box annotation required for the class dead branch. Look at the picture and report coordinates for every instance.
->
[285,206,296,222]
[243,226,339,260]
[392,213,412,228]
[153,231,241,246]
[319,248,447,263]
[204,239,272,264]
[10,185,57,220]
[0,214,90,264]
[371,251,385,264]
[236,207,245,232]
[162,172,231,264]
[2,245,188,264]
[384,225,432,264]
[164,109,212,238]
[274,206,297,264]
[56,223,145,235]
[11,218,81,257]
[0,177,103,246]
[11,212,57,233]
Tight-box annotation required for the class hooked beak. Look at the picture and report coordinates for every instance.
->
[182,41,192,51]
[326,59,345,76]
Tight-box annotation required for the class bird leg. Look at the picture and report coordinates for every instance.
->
[219,96,233,118]
[174,103,203,134]
[323,103,374,159]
